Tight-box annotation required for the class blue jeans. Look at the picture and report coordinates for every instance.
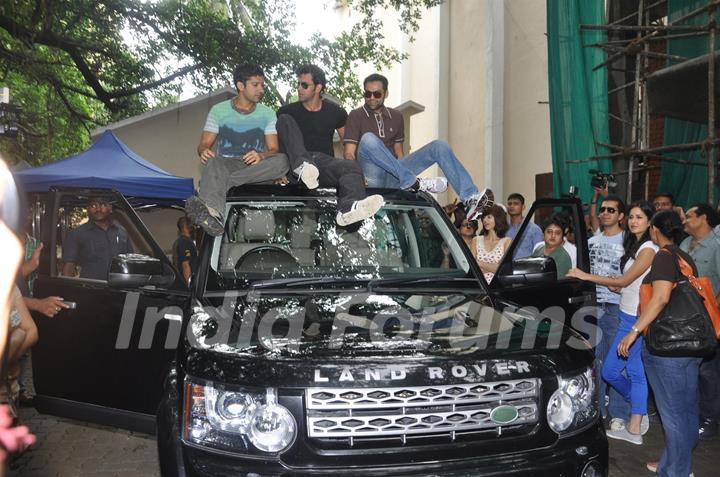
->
[643,347,702,477]
[357,133,479,201]
[602,310,648,415]
[594,303,631,420]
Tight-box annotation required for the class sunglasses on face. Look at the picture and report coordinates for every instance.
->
[364,90,383,99]
[599,206,617,214]
[298,81,313,90]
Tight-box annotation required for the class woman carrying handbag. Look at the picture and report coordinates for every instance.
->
[618,210,716,477]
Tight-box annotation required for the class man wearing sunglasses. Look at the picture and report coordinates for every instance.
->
[588,195,630,425]
[276,65,383,227]
[343,73,493,220]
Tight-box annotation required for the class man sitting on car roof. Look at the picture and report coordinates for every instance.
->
[343,73,493,221]
[276,64,384,227]
[186,63,291,236]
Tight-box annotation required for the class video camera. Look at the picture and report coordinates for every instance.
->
[589,169,617,189]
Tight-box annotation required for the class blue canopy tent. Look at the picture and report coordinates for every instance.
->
[14,130,194,200]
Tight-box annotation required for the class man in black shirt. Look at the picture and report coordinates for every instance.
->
[174,215,197,285]
[276,64,383,227]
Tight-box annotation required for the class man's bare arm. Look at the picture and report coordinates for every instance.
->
[393,142,404,159]
[336,127,345,142]
[264,134,280,156]
[181,262,192,284]
[197,131,218,164]
[344,142,357,161]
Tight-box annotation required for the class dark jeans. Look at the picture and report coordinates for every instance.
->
[643,347,702,477]
[700,343,720,422]
[276,114,366,213]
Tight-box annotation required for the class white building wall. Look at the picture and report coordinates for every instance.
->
[336,0,553,206]
[502,0,552,204]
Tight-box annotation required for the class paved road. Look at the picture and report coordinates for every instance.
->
[10,408,159,477]
[9,408,720,476]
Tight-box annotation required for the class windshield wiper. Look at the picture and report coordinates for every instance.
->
[250,277,369,290]
[369,276,485,292]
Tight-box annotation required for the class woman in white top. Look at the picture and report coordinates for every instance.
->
[472,205,511,283]
[567,201,657,445]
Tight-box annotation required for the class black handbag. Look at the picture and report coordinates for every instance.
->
[646,249,717,357]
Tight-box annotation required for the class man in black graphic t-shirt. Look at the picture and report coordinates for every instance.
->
[276,64,383,227]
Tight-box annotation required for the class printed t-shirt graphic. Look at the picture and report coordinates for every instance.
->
[204,101,277,157]
[588,232,624,304]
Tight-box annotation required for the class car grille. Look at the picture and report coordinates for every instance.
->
[305,379,540,442]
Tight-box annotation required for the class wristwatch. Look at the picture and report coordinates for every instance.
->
[631,326,642,334]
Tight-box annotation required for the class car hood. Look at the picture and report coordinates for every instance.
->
[184,291,593,387]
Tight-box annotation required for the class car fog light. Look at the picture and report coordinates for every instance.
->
[581,460,603,477]
[547,389,574,432]
[248,389,296,452]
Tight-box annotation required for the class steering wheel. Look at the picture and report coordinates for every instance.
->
[235,246,299,271]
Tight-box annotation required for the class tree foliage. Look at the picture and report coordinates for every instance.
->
[0,0,441,165]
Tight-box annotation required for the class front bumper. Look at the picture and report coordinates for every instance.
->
[168,423,607,477]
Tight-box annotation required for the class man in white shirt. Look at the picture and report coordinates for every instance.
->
[588,195,629,422]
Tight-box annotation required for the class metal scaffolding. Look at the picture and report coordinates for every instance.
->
[579,0,719,204]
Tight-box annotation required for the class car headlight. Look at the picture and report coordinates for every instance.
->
[183,379,297,455]
[546,367,598,435]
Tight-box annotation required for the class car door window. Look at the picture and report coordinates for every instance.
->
[507,204,582,279]
[54,193,154,280]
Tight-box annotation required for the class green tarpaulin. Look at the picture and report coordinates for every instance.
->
[656,0,719,207]
[547,0,610,204]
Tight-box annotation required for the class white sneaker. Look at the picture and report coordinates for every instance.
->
[609,418,625,431]
[336,195,384,226]
[464,188,494,221]
[606,426,643,445]
[610,416,649,435]
[641,414,650,435]
[417,177,448,194]
[297,161,319,189]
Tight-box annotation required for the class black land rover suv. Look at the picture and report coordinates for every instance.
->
[30,185,606,476]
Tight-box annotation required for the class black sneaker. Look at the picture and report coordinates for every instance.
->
[699,418,718,440]
[464,188,495,221]
[185,196,224,236]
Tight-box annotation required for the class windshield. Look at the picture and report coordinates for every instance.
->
[205,198,477,291]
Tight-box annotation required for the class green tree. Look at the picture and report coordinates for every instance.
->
[0,0,441,165]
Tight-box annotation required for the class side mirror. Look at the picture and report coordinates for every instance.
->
[108,254,175,288]
[496,256,557,286]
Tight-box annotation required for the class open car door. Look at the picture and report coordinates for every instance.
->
[489,198,596,332]
[31,187,189,433]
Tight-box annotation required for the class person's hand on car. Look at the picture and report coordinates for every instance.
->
[35,296,69,318]
[565,267,588,280]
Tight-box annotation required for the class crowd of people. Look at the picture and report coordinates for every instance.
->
[448,188,718,477]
